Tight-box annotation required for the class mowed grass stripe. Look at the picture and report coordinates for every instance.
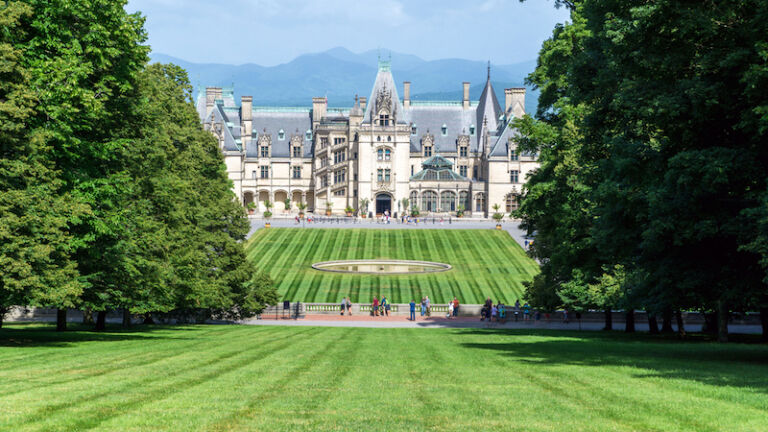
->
[246,229,537,304]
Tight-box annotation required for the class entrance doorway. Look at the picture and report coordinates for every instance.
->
[375,193,392,215]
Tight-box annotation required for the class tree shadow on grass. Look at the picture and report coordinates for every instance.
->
[455,328,768,393]
[0,323,197,348]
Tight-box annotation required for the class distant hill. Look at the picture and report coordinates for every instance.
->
[151,47,539,114]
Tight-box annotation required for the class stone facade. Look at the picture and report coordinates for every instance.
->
[197,61,539,217]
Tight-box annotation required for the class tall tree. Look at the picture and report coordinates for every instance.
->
[0,1,82,328]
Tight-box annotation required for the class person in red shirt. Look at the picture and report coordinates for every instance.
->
[372,296,379,316]
[453,298,460,317]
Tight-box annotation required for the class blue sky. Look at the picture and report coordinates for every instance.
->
[125,0,570,66]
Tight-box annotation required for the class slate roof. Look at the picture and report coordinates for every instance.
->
[251,111,313,158]
[403,104,477,153]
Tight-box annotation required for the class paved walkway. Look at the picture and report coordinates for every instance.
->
[248,217,532,248]
[243,314,763,333]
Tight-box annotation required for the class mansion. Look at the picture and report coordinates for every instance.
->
[197,60,539,217]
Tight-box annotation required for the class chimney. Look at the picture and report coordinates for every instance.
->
[504,89,513,113]
[241,96,252,138]
[360,97,367,111]
[205,87,216,117]
[214,87,223,101]
[462,82,470,109]
[403,81,411,109]
[312,97,327,125]
[510,87,526,119]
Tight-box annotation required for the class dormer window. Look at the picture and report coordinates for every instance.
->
[411,125,417,135]
[424,145,432,157]
[305,130,312,141]
[441,124,447,136]
[510,149,518,161]
[293,146,302,158]
[460,146,468,157]
[278,129,285,140]
[379,113,390,126]
[469,125,475,135]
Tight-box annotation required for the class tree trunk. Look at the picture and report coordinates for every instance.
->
[625,309,635,333]
[56,309,67,332]
[661,308,674,333]
[761,307,768,343]
[648,312,659,334]
[122,308,131,328]
[603,309,613,331]
[0,307,6,329]
[702,311,718,334]
[675,310,686,338]
[82,308,93,325]
[95,311,106,331]
[143,313,155,325]
[717,300,728,343]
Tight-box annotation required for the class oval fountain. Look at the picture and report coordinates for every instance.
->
[311,260,451,275]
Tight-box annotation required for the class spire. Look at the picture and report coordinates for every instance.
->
[476,63,502,146]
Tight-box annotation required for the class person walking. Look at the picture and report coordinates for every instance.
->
[563,308,569,323]
[340,298,346,316]
[381,296,390,317]
[453,297,459,317]
[373,296,379,316]
[420,297,426,317]
[483,297,493,321]
[409,300,416,321]
[425,296,431,317]
[346,297,352,316]
[523,303,531,321]
[491,304,498,322]
[447,301,454,319]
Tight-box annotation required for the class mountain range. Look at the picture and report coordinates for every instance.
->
[150,47,539,114]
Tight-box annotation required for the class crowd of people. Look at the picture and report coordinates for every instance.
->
[336,297,576,324]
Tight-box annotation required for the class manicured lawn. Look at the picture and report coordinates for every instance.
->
[245,228,539,304]
[1,324,767,431]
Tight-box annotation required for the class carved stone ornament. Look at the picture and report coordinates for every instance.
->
[376,84,392,114]
[421,133,435,148]
[457,135,470,147]
[257,134,272,146]
[290,135,303,147]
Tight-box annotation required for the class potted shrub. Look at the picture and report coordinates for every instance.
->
[297,202,307,219]
[264,200,273,228]
[283,198,291,214]
[492,203,503,229]
[345,205,354,217]
[325,201,333,216]
[359,198,369,218]
[246,201,257,215]
[456,204,465,218]
[410,206,420,218]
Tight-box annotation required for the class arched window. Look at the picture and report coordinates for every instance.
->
[459,191,470,210]
[506,194,519,212]
[410,191,419,209]
[440,191,456,212]
[385,148,391,161]
[475,193,486,213]
[377,148,384,160]
[421,191,438,212]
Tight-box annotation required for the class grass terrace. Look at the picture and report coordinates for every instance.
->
[245,228,539,304]
[1,324,767,431]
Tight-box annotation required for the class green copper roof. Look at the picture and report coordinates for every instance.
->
[410,155,468,181]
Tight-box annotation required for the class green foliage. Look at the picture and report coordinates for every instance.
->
[518,0,768,338]
[359,198,370,212]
